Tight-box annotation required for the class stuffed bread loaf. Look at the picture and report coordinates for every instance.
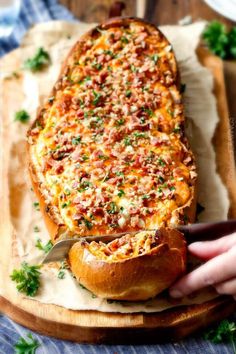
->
[27,17,197,300]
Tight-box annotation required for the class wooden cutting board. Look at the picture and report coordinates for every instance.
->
[0,45,236,344]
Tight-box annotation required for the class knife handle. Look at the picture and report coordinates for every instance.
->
[184,219,236,243]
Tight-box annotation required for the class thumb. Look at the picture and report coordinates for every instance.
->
[188,232,236,260]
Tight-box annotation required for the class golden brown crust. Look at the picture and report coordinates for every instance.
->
[68,228,186,301]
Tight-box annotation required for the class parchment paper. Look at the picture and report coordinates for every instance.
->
[0,21,229,313]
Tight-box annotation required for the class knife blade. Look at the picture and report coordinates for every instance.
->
[42,219,236,264]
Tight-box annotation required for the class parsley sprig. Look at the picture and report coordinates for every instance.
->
[14,333,40,354]
[10,262,41,297]
[14,110,30,123]
[204,319,236,353]
[24,47,51,72]
[35,239,53,253]
[203,21,236,59]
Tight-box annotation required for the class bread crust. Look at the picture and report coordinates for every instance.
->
[68,228,186,301]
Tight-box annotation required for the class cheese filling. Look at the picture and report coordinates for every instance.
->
[87,230,161,262]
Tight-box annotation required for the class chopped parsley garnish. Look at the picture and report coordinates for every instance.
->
[92,90,102,105]
[103,50,115,57]
[84,75,91,81]
[61,200,71,208]
[82,154,89,161]
[131,64,137,72]
[107,202,118,214]
[140,117,146,124]
[173,126,181,133]
[35,239,53,253]
[158,158,166,166]
[10,262,41,297]
[151,54,159,64]
[64,188,71,195]
[14,333,40,354]
[24,47,51,72]
[125,90,131,97]
[116,118,125,126]
[33,226,40,233]
[121,36,129,44]
[157,187,163,194]
[124,136,132,146]
[167,108,174,117]
[14,110,30,123]
[92,61,102,70]
[142,194,150,199]
[98,154,109,160]
[33,202,40,211]
[117,190,125,197]
[57,260,69,279]
[169,186,176,191]
[133,132,148,139]
[142,107,153,116]
[72,136,81,145]
[78,180,92,191]
[158,176,165,184]
[58,270,65,279]
[84,218,93,230]
[116,171,124,177]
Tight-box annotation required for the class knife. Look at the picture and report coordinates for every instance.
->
[42,219,236,264]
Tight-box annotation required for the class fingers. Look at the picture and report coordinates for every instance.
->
[169,245,236,298]
[215,278,236,296]
[188,233,236,260]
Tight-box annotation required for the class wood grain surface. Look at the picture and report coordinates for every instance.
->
[1,44,236,343]
[59,0,236,158]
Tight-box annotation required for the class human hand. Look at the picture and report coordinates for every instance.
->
[169,233,236,300]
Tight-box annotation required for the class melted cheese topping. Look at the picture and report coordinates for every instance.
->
[88,230,160,262]
[28,21,196,236]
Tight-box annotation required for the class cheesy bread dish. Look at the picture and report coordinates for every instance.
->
[27,17,197,300]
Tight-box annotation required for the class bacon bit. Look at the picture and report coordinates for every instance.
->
[129,206,140,215]
[30,127,40,135]
[183,155,192,165]
[107,128,124,143]
[71,146,82,161]
[94,160,105,168]
[173,167,189,179]
[77,109,84,118]
[106,177,120,185]
[114,31,122,41]
[135,32,148,43]
[92,207,104,216]
[91,168,105,179]
[54,162,64,174]
[72,213,84,221]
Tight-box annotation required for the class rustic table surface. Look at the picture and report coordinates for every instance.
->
[60,0,236,155]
